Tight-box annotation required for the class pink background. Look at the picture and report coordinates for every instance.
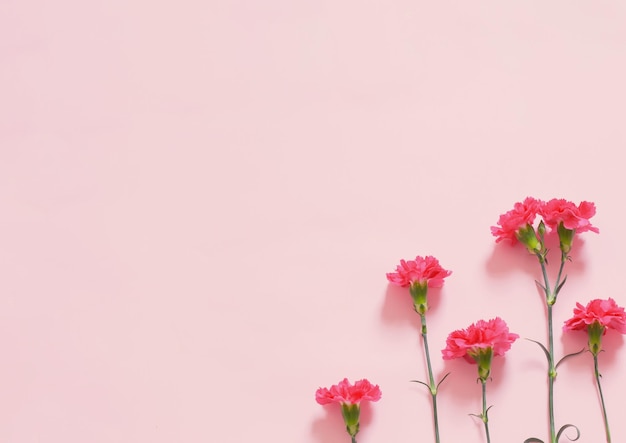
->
[2,1,626,442]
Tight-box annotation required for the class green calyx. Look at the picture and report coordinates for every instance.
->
[557,222,575,255]
[410,281,429,314]
[341,403,361,437]
[515,224,543,254]
[587,322,605,356]
[470,347,494,382]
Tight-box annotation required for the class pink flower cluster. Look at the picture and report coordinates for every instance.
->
[563,298,626,334]
[442,317,519,363]
[315,378,382,406]
[491,197,598,244]
[386,255,452,288]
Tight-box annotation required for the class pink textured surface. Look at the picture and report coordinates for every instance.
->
[2,1,626,442]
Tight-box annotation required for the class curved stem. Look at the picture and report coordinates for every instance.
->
[419,313,441,443]
[593,354,611,443]
[481,380,491,443]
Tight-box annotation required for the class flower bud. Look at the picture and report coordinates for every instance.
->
[537,220,546,240]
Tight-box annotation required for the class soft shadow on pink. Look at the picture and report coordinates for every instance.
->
[485,233,587,283]
[560,327,625,377]
[311,401,376,443]
[380,284,445,331]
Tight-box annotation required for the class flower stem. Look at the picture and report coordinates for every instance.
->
[419,313,441,443]
[351,436,357,443]
[481,379,491,443]
[537,256,557,443]
[547,304,556,443]
[593,353,611,443]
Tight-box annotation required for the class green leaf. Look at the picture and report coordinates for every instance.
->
[534,279,547,294]
[555,348,585,370]
[436,372,451,389]
[556,424,580,441]
[525,338,552,364]
[409,379,430,390]
[555,275,568,295]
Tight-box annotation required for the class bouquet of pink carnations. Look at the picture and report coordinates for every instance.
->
[314,197,624,443]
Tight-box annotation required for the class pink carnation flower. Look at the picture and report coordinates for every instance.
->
[563,298,626,334]
[490,197,543,244]
[386,255,452,288]
[540,198,599,234]
[442,317,519,363]
[315,378,382,406]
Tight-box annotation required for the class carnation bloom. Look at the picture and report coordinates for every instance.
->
[540,199,599,234]
[386,255,451,314]
[563,298,626,355]
[315,378,382,406]
[386,255,451,288]
[315,378,381,440]
[491,197,543,251]
[540,199,599,254]
[442,317,519,380]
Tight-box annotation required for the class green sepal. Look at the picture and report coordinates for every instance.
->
[340,403,360,437]
[409,281,428,314]
[557,222,575,255]
[516,223,542,254]
[587,322,605,356]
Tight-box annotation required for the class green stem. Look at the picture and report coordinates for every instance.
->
[547,304,556,443]
[537,256,557,443]
[593,354,611,443]
[351,436,357,443]
[419,313,441,443]
[481,379,491,443]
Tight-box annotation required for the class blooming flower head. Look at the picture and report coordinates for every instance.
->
[442,317,519,380]
[386,255,451,314]
[563,298,626,355]
[490,197,544,251]
[540,199,599,234]
[315,378,382,406]
[540,199,599,254]
[315,378,381,438]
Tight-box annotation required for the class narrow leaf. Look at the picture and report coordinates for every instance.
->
[525,338,552,364]
[555,275,568,295]
[437,372,451,388]
[555,348,585,370]
[534,279,547,293]
[409,380,430,390]
[556,424,580,441]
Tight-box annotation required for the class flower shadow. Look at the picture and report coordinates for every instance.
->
[560,328,624,375]
[439,355,508,402]
[310,402,376,443]
[380,284,445,332]
[380,284,417,329]
[485,242,538,279]
[438,356,510,440]
[485,233,587,282]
